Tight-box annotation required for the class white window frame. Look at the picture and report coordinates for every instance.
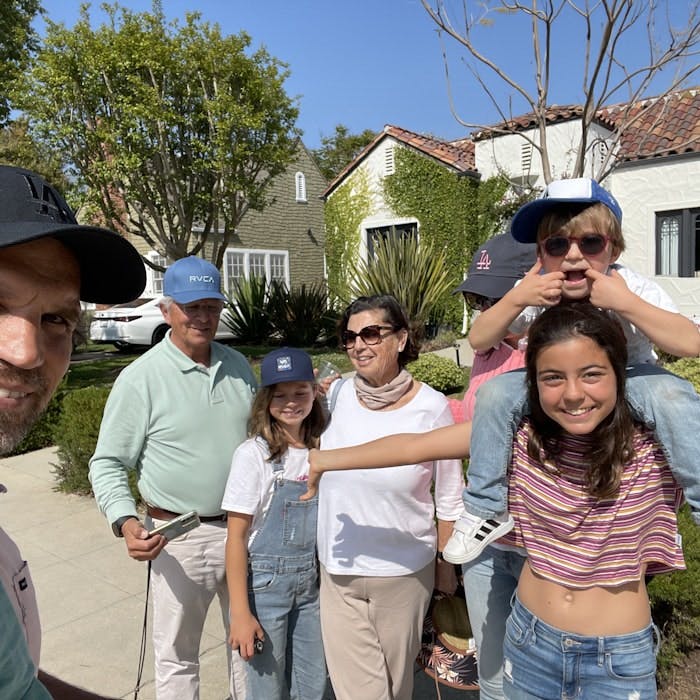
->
[147,251,168,297]
[295,171,307,202]
[223,248,290,293]
[655,208,700,278]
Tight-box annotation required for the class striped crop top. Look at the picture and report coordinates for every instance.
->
[499,419,685,588]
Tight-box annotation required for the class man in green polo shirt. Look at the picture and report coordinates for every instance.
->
[89,256,256,700]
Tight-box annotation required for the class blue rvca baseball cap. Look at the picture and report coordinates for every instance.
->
[260,348,315,387]
[163,256,226,304]
[511,177,623,244]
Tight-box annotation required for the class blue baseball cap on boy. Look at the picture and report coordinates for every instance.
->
[163,256,226,304]
[510,177,623,244]
[260,348,316,387]
[454,233,536,299]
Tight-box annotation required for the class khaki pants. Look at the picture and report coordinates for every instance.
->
[149,519,247,700]
[320,562,433,700]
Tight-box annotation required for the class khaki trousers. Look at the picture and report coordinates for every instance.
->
[149,519,248,700]
[320,562,433,700]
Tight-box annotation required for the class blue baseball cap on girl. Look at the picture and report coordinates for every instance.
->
[260,348,316,387]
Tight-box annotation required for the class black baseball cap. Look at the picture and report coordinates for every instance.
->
[454,233,536,299]
[0,165,146,304]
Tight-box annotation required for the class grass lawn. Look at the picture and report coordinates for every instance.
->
[67,343,353,390]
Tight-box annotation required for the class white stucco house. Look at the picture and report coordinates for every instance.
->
[324,87,700,318]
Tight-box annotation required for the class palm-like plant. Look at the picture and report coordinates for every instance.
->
[223,275,277,344]
[348,235,455,339]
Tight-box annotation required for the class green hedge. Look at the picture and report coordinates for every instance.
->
[408,353,466,393]
[52,386,111,494]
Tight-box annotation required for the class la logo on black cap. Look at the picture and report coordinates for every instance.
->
[475,249,492,271]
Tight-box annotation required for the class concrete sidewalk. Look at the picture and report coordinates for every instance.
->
[1,447,477,699]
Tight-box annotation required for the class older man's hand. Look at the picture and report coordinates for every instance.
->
[121,519,167,561]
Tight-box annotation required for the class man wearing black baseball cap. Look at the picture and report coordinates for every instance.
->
[0,164,145,699]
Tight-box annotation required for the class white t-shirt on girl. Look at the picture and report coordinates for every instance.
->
[222,437,310,546]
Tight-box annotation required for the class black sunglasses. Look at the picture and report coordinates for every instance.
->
[463,293,498,312]
[341,324,396,349]
[542,233,610,257]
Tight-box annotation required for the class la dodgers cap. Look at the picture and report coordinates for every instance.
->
[0,165,146,304]
[510,177,623,244]
[260,347,315,387]
[163,256,226,304]
[454,233,536,299]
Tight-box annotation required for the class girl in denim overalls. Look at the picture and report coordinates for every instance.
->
[222,348,328,699]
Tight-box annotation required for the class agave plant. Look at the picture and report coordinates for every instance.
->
[223,275,277,344]
[268,281,338,347]
[348,235,455,339]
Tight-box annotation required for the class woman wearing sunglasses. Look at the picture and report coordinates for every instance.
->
[316,294,464,700]
[443,179,700,587]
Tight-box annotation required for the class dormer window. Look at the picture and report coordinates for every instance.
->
[295,172,307,202]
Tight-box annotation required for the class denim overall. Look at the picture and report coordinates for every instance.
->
[245,457,326,700]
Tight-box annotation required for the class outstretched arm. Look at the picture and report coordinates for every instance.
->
[301,422,471,500]
[587,268,700,357]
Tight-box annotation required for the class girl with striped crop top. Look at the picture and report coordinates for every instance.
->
[499,302,684,700]
[302,303,688,699]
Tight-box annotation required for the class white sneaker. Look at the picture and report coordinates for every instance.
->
[443,512,514,564]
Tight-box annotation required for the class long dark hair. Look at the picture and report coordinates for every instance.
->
[248,383,327,462]
[338,294,420,366]
[526,303,635,498]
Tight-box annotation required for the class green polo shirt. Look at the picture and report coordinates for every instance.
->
[89,334,257,525]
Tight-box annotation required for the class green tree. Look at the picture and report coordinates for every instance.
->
[16,2,300,270]
[0,0,40,126]
[0,117,68,192]
[312,124,377,181]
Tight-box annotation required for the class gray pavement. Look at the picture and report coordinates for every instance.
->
[1,447,477,699]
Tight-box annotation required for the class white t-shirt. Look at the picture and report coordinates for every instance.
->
[221,437,310,546]
[318,380,465,577]
[510,264,678,364]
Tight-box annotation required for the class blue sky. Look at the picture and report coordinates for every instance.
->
[35,1,697,149]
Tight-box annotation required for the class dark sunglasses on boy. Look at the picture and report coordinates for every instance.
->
[463,293,499,312]
[341,324,396,349]
[541,233,610,258]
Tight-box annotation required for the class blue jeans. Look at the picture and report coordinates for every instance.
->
[462,547,525,700]
[503,595,659,699]
[464,365,700,524]
[246,463,326,700]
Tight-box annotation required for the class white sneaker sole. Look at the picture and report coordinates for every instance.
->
[443,516,515,564]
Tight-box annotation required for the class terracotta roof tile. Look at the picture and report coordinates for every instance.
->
[323,88,699,199]
[322,125,475,198]
[598,89,700,161]
[473,88,700,161]
[472,105,587,140]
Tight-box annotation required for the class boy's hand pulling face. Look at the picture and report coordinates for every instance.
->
[586,267,633,312]
[510,260,564,308]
